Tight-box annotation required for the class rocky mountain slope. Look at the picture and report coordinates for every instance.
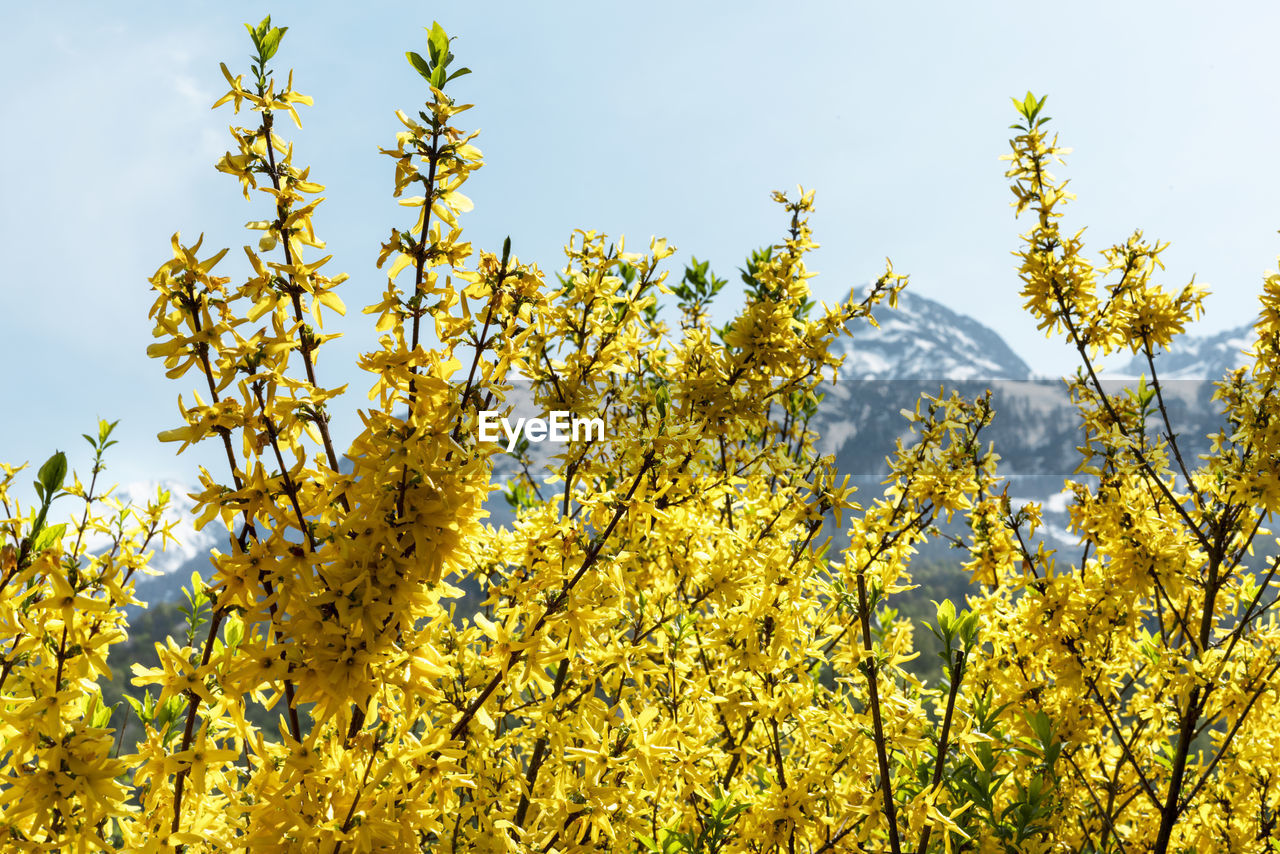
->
[831,290,1032,381]
[1119,325,1253,380]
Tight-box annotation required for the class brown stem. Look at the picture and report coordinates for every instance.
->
[1036,202,1210,559]
[169,282,304,840]
[332,734,381,854]
[915,649,965,854]
[811,817,865,854]
[394,122,443,520]
[1062,747,1130,854]
[720,718,756,789]
[1181,660,1280,810]
[251,382,318,552]
[768,714,796,854]
[52,625,69,694]
[171,608,227,839]
[450,244,510,446]
[1151,686,1203,854]
[260,109,346,490]
[1083,675,1161,809]
[1153,554,1225,851]
[854,566,901,854]
[1141,340,1203,515]
[511,656,570,833]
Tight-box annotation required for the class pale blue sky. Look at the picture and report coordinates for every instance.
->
[4,2,1279,484]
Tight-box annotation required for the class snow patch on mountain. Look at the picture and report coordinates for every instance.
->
[1118,325,1252,379]
[94,480,226,577]
[832,290,1032,380]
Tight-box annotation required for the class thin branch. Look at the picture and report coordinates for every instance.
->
[1181,659,1280,811]
[854,563,902,854]
[440,452,655,749]
[915,649,966,854]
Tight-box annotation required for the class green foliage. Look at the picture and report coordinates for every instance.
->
[178,571,211,652]
[1009,91,1050,132]
[406,22,471,90]
[245,15,288,92]
[637,787,749,854]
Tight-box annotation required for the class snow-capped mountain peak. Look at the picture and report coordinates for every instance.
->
[832,290,1031,380]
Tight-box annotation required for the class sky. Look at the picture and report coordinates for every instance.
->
[3,1,1280,486]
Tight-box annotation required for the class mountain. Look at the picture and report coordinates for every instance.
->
[95,481,229,614]
[808,293,1252,559]
[1119,324,1253,379]
[814,291,1073,478]
[129,291,1250,595]
[830,290,1032,381]
[103,481,227,576]
[815,292,1249,477]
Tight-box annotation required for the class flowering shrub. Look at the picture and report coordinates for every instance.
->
[2,20,1278,854]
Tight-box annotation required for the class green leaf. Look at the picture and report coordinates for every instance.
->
[1025,708,1054,747]
[260,26,287,62]
[223,612,245,649]
[933,598,956,634]
[446,66,471,82]
[91,697,113,729]
[427,22,449,64]
[31,523,66,555]
[246,16,270,48]
[38,451,67,496]
[406,51,433,82]
[155,698,175,730]
[125,694,150,724]
[99,418,119,446]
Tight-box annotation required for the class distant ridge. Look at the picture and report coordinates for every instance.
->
[833,290,1031,380]
[1120,324,1253,380]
